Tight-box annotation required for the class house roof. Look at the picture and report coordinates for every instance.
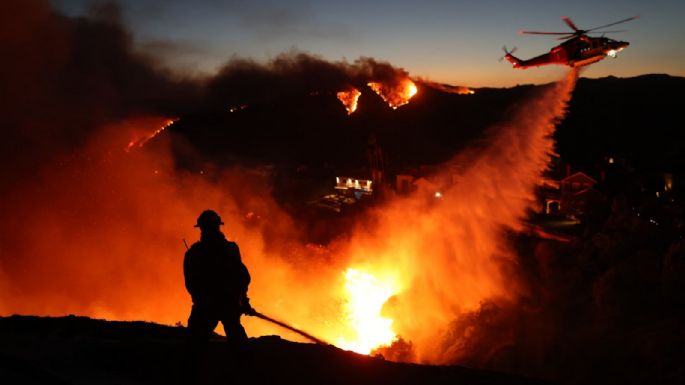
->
[413,177,438,190]
[561,171,597,185]
[570,187,603,198]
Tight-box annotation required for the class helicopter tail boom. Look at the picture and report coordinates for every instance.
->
[504,52,522,68]
[501,46,522,68]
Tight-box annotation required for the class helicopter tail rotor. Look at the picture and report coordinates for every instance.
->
[499,46,522,68]
[498,46,517,62]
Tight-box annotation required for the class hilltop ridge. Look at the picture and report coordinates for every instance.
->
[0,315,551,385]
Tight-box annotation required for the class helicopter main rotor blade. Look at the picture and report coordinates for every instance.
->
[519,30,573,35]
[588,29,628,34]
[556,35,576,40]
[587,16,639,32]
[561,16,580,32]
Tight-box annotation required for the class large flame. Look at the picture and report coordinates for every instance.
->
[336,88,361,115]
[368,79,417,109]
[336,268,400,354]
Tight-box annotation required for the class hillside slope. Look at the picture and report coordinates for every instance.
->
[0,315,551,385]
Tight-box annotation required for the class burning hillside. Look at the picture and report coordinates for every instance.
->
[419,80,475,95]
[336,88,361,114]
[206,52,424,117]
[367,79,418,109]
[125,118,178,152]
[336,79,419,115]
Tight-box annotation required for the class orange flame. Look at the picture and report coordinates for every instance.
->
[336,88,361,115]
[368,79,417,109]
[336,268,400,353]
[125,118,177,152]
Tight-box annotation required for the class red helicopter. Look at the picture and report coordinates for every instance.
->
[503,16,638,69]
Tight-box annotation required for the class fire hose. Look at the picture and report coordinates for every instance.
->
[182,240,327,346]
[249,310,329,346]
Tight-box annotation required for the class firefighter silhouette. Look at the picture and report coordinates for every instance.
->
[184,209,255,365]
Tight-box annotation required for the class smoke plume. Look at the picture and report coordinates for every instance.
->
[0,1,418,342]
[0,1,199,192]
[205,51,415,109]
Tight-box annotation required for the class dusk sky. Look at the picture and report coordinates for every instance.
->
[52,0,685,87]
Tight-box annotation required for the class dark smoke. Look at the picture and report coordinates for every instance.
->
[1,1,413,186]
[205,51,412,109]
[0,1,199,191]
[0,0,417,338]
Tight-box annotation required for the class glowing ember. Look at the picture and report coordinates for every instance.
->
[125,118,177,152]
[229,104,248,113]
[336,268,399,354]
[367,79,417,109]
[336,88,361,115]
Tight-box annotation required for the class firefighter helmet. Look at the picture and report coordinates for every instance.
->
[194,209,224,228]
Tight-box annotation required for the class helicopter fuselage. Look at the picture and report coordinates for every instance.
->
[506,36,629,69]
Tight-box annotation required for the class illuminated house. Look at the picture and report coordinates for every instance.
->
[335,177,373,196]
[542,171,604,218]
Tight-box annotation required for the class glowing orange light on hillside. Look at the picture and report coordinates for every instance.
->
[367,79,417,109]
[408,82,418,97]
[421,81,475,95]
[336,88,361,115]
[125,118,177,152]
[336,268,399,354]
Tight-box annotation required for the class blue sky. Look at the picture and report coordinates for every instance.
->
[53,0,685,87]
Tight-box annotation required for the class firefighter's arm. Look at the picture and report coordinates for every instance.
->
[229,242,254,314]
[240,295,257,316]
